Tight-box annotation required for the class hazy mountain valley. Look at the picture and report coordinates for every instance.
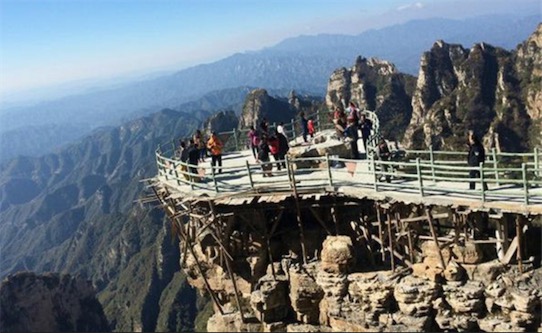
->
[0,14,541,332]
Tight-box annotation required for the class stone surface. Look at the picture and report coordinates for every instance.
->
[394,275,440,317]
[0,272,109,333]
[320,236,355,274]
[250,274,290,323]
[289,264,324,324]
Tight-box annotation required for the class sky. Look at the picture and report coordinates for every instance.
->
[0,0,539,99]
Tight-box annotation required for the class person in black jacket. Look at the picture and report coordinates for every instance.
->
[359,114,373,153]
[343,117,360,159]
[276,130,289,169]
[187,139,200,182]
[467,132,487,190]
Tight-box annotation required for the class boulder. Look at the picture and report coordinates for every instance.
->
[289,265,324,324]
[250,275,290,323]
[320,236,355,274]
[443,281,485,314]
[394,276,440,317]
[451,242,484,264]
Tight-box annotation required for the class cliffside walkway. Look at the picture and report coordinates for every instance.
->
[148,111,542,323]
[153,111,541,215]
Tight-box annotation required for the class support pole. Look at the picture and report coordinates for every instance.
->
[288,160,308,265]
[492,148,499,186]
[426,207,446,269]
[233,128,239,151]
[375,204,385,261]
[429,146,435,181]
[522,163,529,205]
[223,250,246,322]
[516,215,523,273]
[386,211,395,272]
[416,158,424,197]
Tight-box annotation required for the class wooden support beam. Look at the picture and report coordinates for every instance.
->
[258,209,277,281]
[375,204,385,262]
[222,250,246,322]
[425,207,446,269]
[288,161,308,265]
[516,215,523,273]
[309,207,333,236]
[371,234,412,267]
[501,236,519,265]
[386,212,395,272]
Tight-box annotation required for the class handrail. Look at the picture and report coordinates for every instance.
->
[155,110,541,207]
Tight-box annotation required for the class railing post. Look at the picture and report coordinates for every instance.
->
[285,155,293,189]
[492,148,499,186]
[480,162,485,203]
[534,147,540,178]
[291,119,297,140]
[372,155,378,191]
[416,158,424,197]
[232,128,239,151]
[245,160,254,189]
[522,163,529,205]
[325,154,333,186]
[173,161,181,186]
[210,164,219,193]
[429,146,435,181]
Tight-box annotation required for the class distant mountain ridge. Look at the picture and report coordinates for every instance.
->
[0,15,537,162]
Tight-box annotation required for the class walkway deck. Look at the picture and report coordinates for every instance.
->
[154,141,542,215]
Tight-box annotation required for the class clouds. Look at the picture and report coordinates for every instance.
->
[396,2,425,11]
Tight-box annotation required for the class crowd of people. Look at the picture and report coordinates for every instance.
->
[170,105,486,190]
[332,102,374,159]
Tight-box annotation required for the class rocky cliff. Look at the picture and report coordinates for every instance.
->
[175,203,541,332]
[0,272,109,332]
[0,109,203,331]
[325,25,541,152]
[403,24,542,151]
[238,89,321,131]
[202,110,239,136]
[325,56,416,140]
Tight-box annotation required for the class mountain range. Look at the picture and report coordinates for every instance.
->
[0,15,540,332]
[0,14,538,163]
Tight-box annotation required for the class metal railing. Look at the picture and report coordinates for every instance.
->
[155,111,540,206]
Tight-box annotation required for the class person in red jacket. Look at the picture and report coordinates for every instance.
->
[267,134,281,171]
[308,118,315,139]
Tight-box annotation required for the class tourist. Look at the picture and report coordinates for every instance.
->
[300,112,309,143]
[207,132,224,174]
[308,118,315,139]
[376,138,391,182]
[344,117,360,159]
[347,101,359,123]
[277,129,289,170]
[277,122,285,136]
[193,130,206,162]
[359,114,373,153]
[268,133,281,170]
[187,139,200,182]
[260,118,269,135]
[248,126,260,160]
[258,134,273,177]
[467,132,487,190]
[333,105,346,140]
[174,139,184,160]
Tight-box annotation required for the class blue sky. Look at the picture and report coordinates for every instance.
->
[0,0,539,97]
